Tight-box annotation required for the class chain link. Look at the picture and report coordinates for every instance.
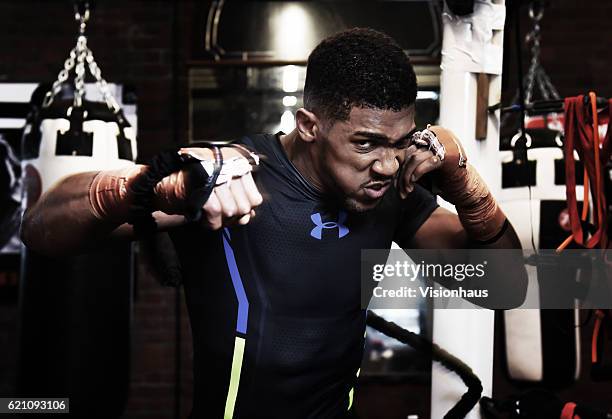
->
[73,35,88,108]
[75,2,89,35]
[42,3,123,115]
[523,2,559,104]
[524,11,540,103]
[74,5,90,25]
[86,49,121,113]
[42,48,77,108]
[540,68,560,99]
[502,1,559,129]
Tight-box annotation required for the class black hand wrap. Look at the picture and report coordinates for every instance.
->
[182,146,223,222]
[127,144,223,236]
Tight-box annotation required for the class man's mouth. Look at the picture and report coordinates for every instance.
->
[363,181,391,200]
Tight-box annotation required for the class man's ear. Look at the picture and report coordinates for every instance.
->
[295,108,320,143]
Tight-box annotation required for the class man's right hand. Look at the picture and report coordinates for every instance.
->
[153,146,264,230]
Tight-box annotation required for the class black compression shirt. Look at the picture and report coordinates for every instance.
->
[170,133,438,419]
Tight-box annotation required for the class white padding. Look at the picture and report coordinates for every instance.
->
[504,309,543,381]
[28,117,135,194]
[441,1,506,75]
[431,310,495,419]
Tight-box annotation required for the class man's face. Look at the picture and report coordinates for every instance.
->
[314,106,416,212]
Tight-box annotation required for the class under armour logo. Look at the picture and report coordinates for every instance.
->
[310,212,349,240]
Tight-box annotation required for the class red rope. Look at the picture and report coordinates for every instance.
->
[560,402,581,419]
[558,93,611,251]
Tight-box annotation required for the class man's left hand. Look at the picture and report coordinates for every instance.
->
[397,125,467,202]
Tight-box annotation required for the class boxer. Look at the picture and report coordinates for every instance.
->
[22,28,521,418]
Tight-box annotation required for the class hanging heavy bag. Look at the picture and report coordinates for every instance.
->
[18,5,135,418]
[499,2,580,388]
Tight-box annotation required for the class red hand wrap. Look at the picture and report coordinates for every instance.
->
[429,126,507,242]
[88,164,190,221]
[88,165,147,221]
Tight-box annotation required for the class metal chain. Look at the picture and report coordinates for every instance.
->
[501,2,560,129]
[523,3,541,104]
[42,2,123,115]
[73,35,88,108]
[42,47,77,108]
[74,3,90,29]
[72,0,89,108]
[540,68,560,99]
[535,69,549,101]
[86,48,121,113]
[523,1,559,103]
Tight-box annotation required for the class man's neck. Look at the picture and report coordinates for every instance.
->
[279,129,326,193]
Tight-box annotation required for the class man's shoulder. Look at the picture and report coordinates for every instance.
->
[236,132,278,153]
[393,183,439,245]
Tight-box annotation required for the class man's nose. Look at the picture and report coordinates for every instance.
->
[372,149,401,177]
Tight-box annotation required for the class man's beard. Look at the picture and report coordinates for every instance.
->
[342,194,385,214]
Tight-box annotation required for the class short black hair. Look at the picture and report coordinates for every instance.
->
[303,28,417,122]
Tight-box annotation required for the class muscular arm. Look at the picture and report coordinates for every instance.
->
[21,146,262,257]
[396,126,527,307]
[408,206,527,309]
[20,169,186,257]
[411,206,521,249]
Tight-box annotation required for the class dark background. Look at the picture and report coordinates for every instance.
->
[0,1,611,418]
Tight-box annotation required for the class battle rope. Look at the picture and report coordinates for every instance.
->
[366,310,482,418]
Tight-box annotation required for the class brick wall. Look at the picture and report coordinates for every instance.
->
[128,252,193,419]
[0,1,194,418]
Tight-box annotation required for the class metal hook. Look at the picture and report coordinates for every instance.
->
[511,132,532,149]
[73,1,90,23]
[528,1,544,22]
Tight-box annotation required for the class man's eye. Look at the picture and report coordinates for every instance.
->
[394,139,411,149]
[355,141,374,150]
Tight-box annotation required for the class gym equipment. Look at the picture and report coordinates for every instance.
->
[368,310,483,419]
[480,389,612,419]
[18,3,136,417]
[496,2,582,387]
[433,1,506,416]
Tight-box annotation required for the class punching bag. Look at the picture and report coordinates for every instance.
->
[497,3,584,387]
[498,117,582,387]
[500,103,610,386]
[18,7,136,418]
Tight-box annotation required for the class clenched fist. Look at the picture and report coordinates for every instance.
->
[397,125,467,201]
[397,125,505,242]
[153,145,264,229]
